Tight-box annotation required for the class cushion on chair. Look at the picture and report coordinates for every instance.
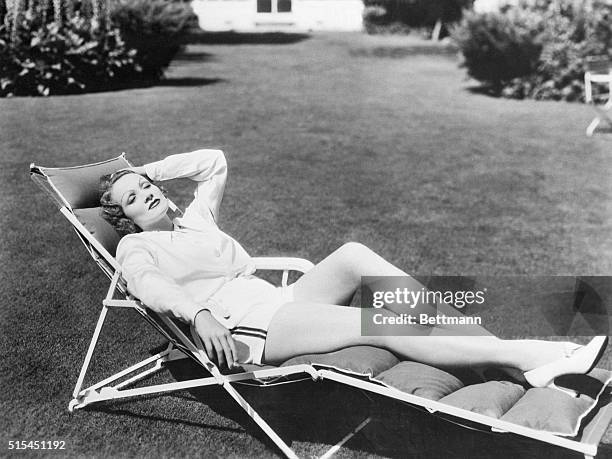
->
[499,368,612,436]
[439,380,525,418]
[375,364,611,435]
[281,346,399,377]
[73,207,122,256]
[282,346,611,437]
[375,361,464,401]
[501,388,593,436]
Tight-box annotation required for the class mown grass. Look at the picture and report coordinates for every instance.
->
[1,32,612,457]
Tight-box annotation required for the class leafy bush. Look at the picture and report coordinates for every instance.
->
[1,9,140,97]
[451,8,542,89]
[452,0,612,101]
[0,0,198,97]
[110,0,197,80]
[528,0,612,101]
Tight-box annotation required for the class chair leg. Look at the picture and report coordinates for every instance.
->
[68,346,191,411]
[222,381,300,459]
[72,305,110,400]
[587,117,601,136]
[586,102,612,136]
[587,111,612,136]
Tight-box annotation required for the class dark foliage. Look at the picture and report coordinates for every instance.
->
[452,0,612,101]
[0,11,140,97]
[111,0,197,80]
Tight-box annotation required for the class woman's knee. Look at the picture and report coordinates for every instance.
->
[336,241,374,261]
[339,242,378,268]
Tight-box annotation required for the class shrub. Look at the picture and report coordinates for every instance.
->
[0,0,198,97]
[110,0,197,80]
[452,0,612,101]
[0,9,140,97]
[451,8,543,90]
[530,0,612,101]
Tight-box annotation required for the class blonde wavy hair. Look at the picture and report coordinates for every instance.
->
[99,170,166,236]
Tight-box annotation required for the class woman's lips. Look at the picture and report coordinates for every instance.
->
[149,198,160,210]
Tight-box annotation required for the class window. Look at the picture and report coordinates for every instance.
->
[257,0,291,13]
[277,0,291,12]
[257,0,272,13]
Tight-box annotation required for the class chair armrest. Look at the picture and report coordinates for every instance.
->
[251,257,314,274]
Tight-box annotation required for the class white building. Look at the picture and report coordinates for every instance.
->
[473,0,524,12]
[191,0,365,32]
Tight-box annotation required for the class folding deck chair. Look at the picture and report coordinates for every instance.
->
[31,154,612,459]
[585,56,612,136]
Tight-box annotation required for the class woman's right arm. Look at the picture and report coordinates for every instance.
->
[118,239,236,368]
[142,149,227,223]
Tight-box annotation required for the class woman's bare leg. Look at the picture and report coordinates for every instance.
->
[263,302,569,370]
[292,242,409,306]
[279,243,582,377]
[292,242,492,336]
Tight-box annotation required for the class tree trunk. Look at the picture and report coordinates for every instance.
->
[432,19,443,41]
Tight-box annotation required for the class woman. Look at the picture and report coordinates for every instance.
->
[100,148,607,388]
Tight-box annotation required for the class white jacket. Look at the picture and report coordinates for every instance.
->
[116,149,256,326]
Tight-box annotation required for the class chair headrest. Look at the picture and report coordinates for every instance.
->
[40,155,131,209]
[32,155,131,257]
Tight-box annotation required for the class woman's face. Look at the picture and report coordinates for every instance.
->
[110,173,169,230]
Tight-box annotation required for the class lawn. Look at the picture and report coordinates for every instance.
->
[2,32,612,458]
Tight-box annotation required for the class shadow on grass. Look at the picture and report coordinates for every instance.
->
[109,76,224,91]
[3,76,223,98]
[589,125,612,135]
[173,51,217,62]
[349,45,458,59]
[155,77,224,87]
[599,443,612,458]
[185,31,310,45]
[465,84,502,98]
[91,404,245,434]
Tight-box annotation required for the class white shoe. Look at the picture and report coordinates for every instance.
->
[523,336,608,392]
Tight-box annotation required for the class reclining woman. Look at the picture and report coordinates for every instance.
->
[99,148,607,389]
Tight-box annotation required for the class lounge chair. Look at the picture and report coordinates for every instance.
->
[30,154,612,458]
[585,56,612,136]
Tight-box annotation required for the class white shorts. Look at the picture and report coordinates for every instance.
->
[208,276,295,365]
